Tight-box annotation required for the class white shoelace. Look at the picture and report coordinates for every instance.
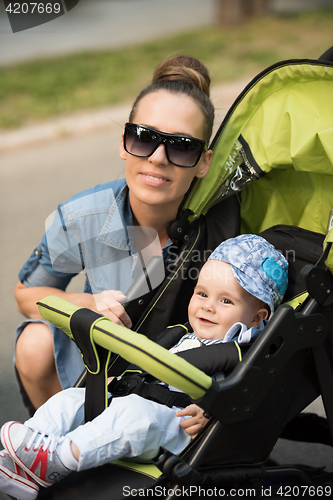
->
[26,430,64,462]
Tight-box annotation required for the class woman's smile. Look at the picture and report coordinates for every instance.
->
[140,171,171,187]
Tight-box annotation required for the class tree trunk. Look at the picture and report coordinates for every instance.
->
[216,0,269,26]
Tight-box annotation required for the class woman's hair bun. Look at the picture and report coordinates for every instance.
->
[152,55,211,97]
[129,55,214,142]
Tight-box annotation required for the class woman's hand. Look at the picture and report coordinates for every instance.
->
[176,404,209,438]
[85,290,132,328]
[14,282,132,328]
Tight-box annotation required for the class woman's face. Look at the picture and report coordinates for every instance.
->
[120,90,212,218]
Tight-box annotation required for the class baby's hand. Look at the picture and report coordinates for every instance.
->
[176,404,209,438]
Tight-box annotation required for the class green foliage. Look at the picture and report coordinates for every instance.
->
[0,10,332,129]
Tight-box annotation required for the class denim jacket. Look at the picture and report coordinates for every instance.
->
[19,179,164,297]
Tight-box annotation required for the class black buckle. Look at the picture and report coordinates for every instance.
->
[108,374,143,397]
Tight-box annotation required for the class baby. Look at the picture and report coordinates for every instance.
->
[0,234,288,500]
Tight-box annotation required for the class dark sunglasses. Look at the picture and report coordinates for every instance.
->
[123,123,207,168]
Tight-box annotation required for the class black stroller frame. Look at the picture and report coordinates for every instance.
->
[153,247,333,498]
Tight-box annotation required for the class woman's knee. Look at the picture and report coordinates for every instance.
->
[16,323,55,378]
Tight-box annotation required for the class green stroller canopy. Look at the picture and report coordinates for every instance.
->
[183,60,333,264]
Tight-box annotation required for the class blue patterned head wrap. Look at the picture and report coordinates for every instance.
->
[208,234,288,312]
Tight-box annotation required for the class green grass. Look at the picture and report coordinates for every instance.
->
[1,10,333,129]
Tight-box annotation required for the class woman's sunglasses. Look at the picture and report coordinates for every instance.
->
[123,123,207,168]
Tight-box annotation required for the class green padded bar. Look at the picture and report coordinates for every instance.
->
[38,296,212,401]
[36,297,80,338]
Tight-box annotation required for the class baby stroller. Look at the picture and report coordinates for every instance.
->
[23,47,333,499]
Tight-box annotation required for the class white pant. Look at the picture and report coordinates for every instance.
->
[25,388,191,471]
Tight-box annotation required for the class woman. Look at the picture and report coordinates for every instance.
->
[14,55,238,413]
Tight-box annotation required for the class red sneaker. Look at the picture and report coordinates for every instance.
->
[1,421,71,488]
[0,449,39,500]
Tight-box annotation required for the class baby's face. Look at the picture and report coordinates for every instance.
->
[188,260,264,341]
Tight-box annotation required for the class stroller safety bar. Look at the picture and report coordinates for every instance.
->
[37,296,214,401]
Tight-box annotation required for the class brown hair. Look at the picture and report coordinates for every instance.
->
[129,56,214,144]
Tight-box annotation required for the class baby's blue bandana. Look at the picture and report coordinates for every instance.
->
[261,256,288,295]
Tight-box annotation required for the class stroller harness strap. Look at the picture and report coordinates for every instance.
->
[109,373,192,409]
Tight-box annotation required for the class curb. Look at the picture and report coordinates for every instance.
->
[0,102,132,153]
[0,79,250,154]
